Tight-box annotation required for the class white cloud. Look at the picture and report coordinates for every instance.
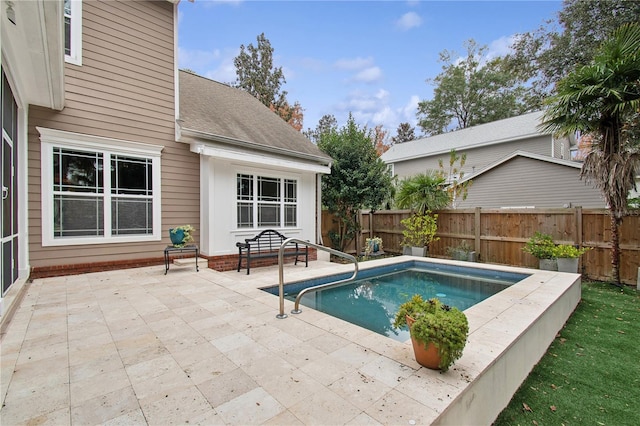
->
[334,89,397,132]
[487,35,517,60]
[354,66,383,83]
[334,56,374,70]
[395,12,422,31]
[204,61,237,84]
[201,48,238,84]
[401,95,421,126]
[375,89,390,101]
[178,47,221,70]
[331,90,423,136]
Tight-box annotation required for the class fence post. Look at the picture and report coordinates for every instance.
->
[474,207,481,259]
[369,210,374,240]
[575,206,583,246]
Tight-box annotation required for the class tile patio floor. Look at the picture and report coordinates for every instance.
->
[0,258,464,425]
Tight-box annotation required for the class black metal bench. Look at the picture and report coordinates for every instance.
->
[236,229,308,275]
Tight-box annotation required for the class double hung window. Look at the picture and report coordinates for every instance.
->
[39,128,162,246]
[64,0,82,65]
[237,174,297,229]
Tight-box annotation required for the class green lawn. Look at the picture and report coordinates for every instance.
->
[494,281,640,426]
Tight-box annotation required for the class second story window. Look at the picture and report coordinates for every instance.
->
[64,0,82,65]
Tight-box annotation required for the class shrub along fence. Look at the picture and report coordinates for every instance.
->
[321,208,640,285]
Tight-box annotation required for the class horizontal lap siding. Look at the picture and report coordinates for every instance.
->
[456,157,605,209]
[28,0,200,270]
[393,136,552,179]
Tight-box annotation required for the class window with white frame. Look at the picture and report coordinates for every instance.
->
[39,128,162,246]
[64,0,82,65]
[236,174,297,228]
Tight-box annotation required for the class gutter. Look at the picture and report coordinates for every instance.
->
[180,127,333,167]
[385,132,549,163]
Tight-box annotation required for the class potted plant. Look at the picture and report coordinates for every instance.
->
[393,295,468,372]
[364,236,383,257]
[400,211,439,257]
[446,240,476,262]
[553,244,591,273]
[522,232,557,270]
[169,224,195,248]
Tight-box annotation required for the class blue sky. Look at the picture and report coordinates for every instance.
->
[177,0,562,137]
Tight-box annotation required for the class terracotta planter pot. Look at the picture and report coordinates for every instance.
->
[406,315,441,370]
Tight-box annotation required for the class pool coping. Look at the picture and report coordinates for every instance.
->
[259,255,581,424]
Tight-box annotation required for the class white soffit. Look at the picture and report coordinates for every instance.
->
[190,143,331,174]
[1,0,65,109]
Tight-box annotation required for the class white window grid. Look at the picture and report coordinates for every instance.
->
[38,127,163,246]
[236,174,298,229]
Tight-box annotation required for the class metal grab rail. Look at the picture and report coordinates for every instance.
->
[277,238,358,319]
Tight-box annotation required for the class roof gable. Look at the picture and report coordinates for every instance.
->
[460,150,582,184]
[381,111,546,163]
[178,70,330,163]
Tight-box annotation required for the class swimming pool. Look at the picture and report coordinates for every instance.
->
[253,255,581,424]
[261,260,529,342]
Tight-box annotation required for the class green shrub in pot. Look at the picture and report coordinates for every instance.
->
[393,295,468,372]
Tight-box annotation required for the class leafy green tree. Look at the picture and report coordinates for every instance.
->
[233,33,286,108]
[304,114,338,143]
[417,39,533,136]
[391,122,416,144]
[507,0,640,98]
[318,115,394,251]
[233,33,304,130]
[395,172,449,214]
[540,23,640,285]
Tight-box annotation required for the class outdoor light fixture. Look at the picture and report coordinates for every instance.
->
[6,1,16,25]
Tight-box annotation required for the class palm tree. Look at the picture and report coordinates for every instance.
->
[540,23,640,285]
[395,172,450,214]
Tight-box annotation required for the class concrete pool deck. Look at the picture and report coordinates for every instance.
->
[0,256,580,425]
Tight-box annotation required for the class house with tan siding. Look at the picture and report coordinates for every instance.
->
[380,111,606,208]
[0,0,331,321]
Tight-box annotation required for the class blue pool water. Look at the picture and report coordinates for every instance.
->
[262,261,529,342]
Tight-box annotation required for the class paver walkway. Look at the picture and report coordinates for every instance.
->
[1,260,457,425]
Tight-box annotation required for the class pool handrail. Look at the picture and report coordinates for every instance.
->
[277,238,358,319]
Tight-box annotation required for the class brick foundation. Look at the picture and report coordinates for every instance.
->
[206,248,318,272]
[29,248,318,279]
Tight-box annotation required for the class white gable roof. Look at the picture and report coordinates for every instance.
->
[382,111,546,163]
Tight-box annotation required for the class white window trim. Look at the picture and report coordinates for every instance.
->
[38,127,163,246]
[236,172,299,230]
[65,0,83,66]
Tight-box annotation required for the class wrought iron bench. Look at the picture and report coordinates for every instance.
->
[236,229,308,275]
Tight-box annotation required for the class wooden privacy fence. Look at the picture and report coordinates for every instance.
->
[321,208,640,285]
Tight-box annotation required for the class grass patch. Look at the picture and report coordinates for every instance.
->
[494,281,639,426]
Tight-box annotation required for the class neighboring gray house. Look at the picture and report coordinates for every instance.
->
[455,151,605,208]
[380,111,607,208]
[381,111,574,179]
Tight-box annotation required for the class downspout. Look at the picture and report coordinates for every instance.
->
[317,174,323,245]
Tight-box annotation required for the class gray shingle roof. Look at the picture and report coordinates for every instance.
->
[381,111,546,163]
[178,70,331,163]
